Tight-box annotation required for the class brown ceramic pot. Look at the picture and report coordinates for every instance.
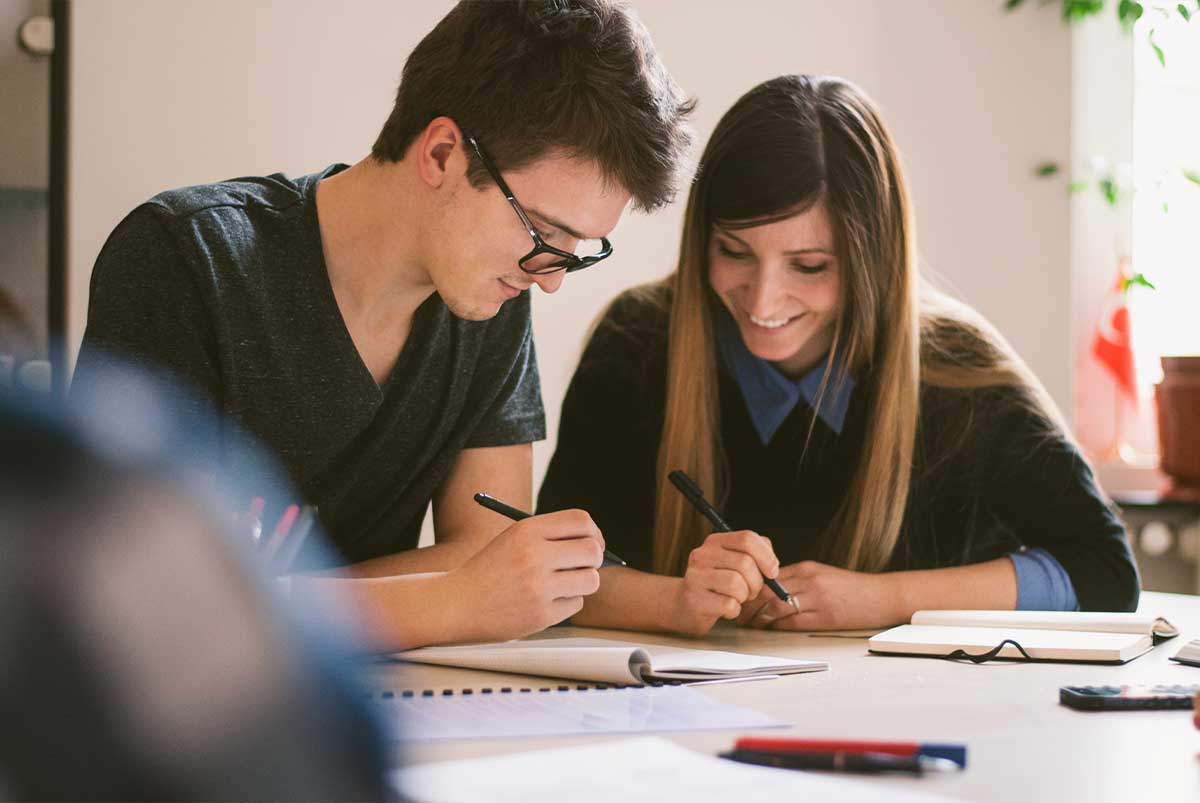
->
[1156,355,1200,493]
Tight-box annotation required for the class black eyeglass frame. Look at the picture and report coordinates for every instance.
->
[466,136,613,275]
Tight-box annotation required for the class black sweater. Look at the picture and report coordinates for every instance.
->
[537,289,1140,612]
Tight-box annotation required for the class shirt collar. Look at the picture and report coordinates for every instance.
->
[715,308,855,444]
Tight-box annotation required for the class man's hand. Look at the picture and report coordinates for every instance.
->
[668,530,781,637]
[737,560,906,632]
[443,509,604,642]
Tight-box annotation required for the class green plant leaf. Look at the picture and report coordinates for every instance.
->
[1118,0,1145,26]
[1184,169,1200,186]
[1099,176,1121,205]
[1068,179,1089,194]
[1122,273,1157,292]
[1064,0,1104,21]
[1180,3,1192,21]
[1005,0,1025,9]
[1036,162,1061,177]
[1149,29,1166,66]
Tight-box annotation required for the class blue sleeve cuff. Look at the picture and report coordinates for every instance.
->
[1008,547,1080,611]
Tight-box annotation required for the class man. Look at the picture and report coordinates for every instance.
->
[73,1,694,651]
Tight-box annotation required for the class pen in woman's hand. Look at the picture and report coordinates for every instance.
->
[667,470,796,608]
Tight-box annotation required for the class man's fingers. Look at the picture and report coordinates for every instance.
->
[550,567,601,599]
[546,536,604,570]
[529,509,604,544]
[550,595,586,623]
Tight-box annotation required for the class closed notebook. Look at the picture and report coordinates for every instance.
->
[868,610,1179,664]
[394,637,828,686]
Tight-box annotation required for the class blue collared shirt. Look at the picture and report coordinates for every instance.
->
[714,311,1079,611]
[715,311,854,444]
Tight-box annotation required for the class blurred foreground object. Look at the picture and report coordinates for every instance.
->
[0,371,392,801]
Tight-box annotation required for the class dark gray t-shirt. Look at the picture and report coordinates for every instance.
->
[73,165,546,565]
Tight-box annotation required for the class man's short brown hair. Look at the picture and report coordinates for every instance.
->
[371,0,695,211]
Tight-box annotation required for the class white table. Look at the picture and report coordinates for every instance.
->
[362,591,1200,802]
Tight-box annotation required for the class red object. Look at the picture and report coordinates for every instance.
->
[272,504,300,537]
[734,737,921,756]
[258,504,300,557]
[1091,262,1138,401]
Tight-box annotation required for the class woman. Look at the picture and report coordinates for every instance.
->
[537,75,1139,637]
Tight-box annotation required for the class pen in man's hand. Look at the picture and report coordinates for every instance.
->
[667,469,796,608]
[472,492,626,568]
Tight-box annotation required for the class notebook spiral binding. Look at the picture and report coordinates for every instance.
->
[366,679,691,699]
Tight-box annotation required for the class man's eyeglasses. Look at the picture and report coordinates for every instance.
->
[466,136,613,275]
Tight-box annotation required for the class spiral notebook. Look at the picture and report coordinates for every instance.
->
[394,636,828,685]
[370,684,789,742]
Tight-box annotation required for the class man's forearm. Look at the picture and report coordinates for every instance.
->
[290,571,466,653]
[340,540,480,578]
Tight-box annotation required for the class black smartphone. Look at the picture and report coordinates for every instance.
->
[1059,684,1200,711]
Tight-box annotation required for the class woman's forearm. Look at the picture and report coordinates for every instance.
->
[571,567,684,633]
[887,557,1017,620]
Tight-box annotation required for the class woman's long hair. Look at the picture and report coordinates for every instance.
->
[649,75,1063,576]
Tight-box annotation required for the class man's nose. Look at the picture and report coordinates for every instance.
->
[530,269,566,294]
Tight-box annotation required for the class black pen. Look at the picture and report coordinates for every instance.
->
[720,749,958,775]
[667,469,794,607]
[473,493,627,568]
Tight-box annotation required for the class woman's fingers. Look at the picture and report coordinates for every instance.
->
[736,595,771,626]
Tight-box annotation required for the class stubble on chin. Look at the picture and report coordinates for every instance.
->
[441,294,502,322]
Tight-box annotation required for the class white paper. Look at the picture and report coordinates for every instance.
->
[870,624,1152,662]
[392,737,958,803]
[377,684,788,742]
[910,609,1177,638]
[395,636,827,685]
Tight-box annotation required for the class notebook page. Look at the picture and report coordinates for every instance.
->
[377,686,787,742]
[1170,637,1200,666]
[910,610,1177,638]
[396,637,829,684]
[392,736,957,802]
[870,624,1151,662]
[638,643,828,679]
[396,640,645,685]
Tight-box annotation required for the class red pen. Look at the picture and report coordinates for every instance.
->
[258,504,300,562]
[733,737,967,769]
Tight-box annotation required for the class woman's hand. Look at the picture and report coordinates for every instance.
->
[668,530,781,637]
[736,560,908,632]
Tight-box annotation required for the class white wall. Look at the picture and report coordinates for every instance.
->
[68,0,1074,491]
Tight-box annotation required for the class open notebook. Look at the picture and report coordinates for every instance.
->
[394,637,828,686]
[868,610,1179,664]
[1171,638,1200,667]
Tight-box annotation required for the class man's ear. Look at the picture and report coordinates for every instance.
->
[414,116,466,190]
